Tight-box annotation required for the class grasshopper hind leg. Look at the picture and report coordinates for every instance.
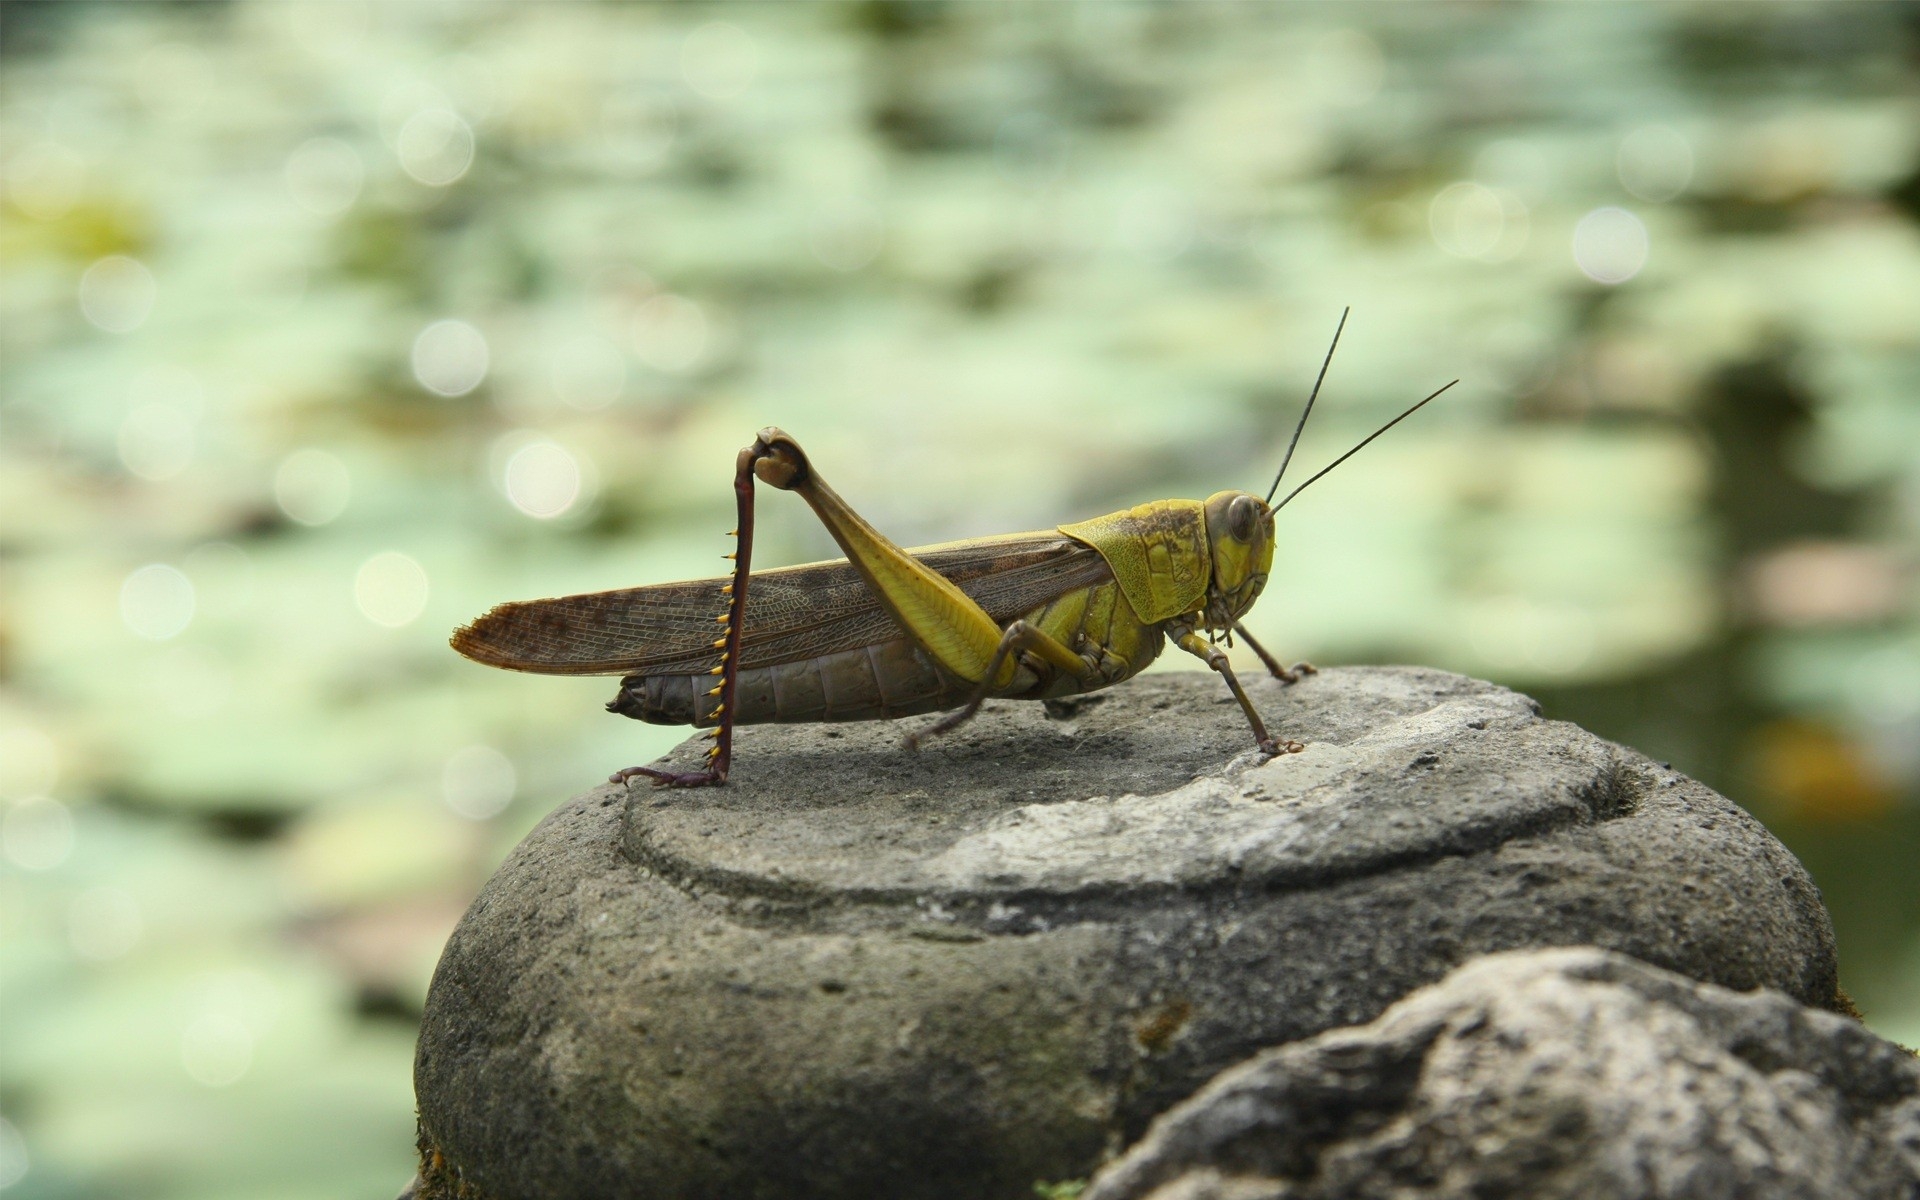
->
[615,435,773,788]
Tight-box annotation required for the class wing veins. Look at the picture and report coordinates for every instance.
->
[452,532,1114,676]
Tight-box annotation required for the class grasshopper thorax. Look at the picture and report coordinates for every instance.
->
[1202,490,1275,630]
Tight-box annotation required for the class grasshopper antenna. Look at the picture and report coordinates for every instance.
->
[1265,306,1350,505]
[1272,379,1459,513]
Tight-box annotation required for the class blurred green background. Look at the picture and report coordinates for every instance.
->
[2,2,1917,1196]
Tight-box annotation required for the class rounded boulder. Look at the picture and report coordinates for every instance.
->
[413,667,1838,1200]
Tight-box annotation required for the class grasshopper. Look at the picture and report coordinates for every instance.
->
[453,312,1455,787]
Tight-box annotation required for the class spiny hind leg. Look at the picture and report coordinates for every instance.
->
[621,426,1027,785]
[904,619,1095,750]
[616,433,780,788]
[1175,626,1303,757]
[1234,622,1317,685]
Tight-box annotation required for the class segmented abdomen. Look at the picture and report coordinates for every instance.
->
[610,637,970,726]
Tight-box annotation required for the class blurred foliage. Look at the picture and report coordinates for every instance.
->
[2,2,1919,1196]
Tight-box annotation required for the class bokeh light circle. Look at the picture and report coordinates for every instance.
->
[810,204,886,273]
[412,319,490,396]
[180,1013,253,1088]
[2,797,74,872]
[631,295,708,373]
[120,564,195,641]
[273,449,351,526]
[1114,191,1196,262]
[284,136,365,216]
[396,108,474,186]
[602,89,677,170]
[502,440,583,519]
[1430,182,1504,259]
[353,552,430,628]
[1572,206,1649,284]
[442,744,517,820]
[7,141,84,220]
[118,403,195,480]
[79,256,156,333]
[1617,125,1694,203]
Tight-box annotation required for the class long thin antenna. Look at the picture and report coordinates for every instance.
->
[1265,307,1350,504]
[1273,380,1459,512]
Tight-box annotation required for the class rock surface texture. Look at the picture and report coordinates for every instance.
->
[1083,947,1920,1200]
[412,667,1839,1200]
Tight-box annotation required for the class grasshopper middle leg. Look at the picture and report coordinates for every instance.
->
[903,618,1096,750]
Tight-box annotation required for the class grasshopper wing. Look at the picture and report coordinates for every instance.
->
[451,531,1112,676]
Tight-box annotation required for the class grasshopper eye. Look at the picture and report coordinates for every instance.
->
[1228,495,1260,542]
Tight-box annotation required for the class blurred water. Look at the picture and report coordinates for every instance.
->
[3,3,1918,1195]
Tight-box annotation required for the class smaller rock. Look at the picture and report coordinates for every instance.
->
[1085,948,1920,1200]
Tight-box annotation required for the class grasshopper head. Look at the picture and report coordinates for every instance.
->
[1202,490,1275,629]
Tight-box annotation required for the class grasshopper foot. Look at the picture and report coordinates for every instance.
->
[612,765,725,788]
[1258,737,1306,757]
[1274,661,1317,686]
[901,710,971,751]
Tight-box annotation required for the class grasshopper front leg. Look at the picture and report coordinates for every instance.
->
[1233,622,1317,685]
[1170,620,1304,757]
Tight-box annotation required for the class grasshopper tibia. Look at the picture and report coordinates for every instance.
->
[613,432,783,788]
[1234,622,1318,686]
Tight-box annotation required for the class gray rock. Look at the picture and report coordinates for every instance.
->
[1083,947,1920,1200]
[412,667,1838,1200]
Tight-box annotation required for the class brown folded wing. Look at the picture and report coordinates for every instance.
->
[451,531,1114,676]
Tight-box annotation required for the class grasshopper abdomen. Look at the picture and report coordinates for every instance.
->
[612,637,966,726]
